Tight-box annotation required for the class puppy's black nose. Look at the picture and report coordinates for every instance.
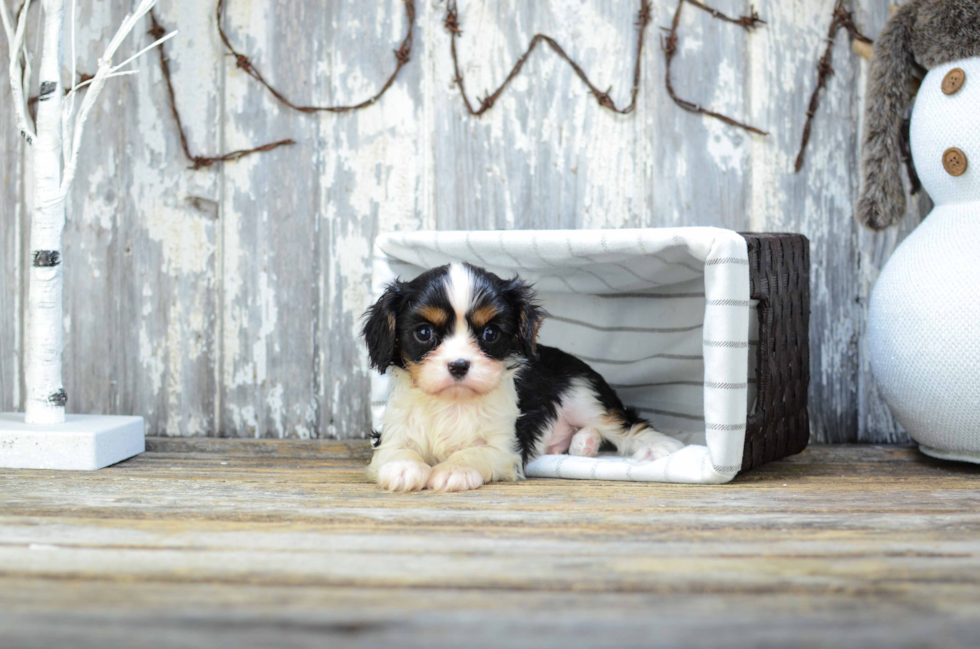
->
[448,359,470,379]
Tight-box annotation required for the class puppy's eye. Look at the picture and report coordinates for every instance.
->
[415,325,433,343]
[482,326,499,343]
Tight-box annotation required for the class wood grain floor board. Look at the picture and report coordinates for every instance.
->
[1,441,979,648]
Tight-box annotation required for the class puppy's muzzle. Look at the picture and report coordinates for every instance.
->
[448,359,470,380]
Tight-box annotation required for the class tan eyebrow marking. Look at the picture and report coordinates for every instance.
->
[470,305,498,328]
[419,306,448,326]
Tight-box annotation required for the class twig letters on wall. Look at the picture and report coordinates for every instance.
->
[794,0,871,172]
[30,2,891,176]
[149,10,294,170]
[443,0,651,116]
[151,0,772,170]
[216,0,416,114]
[661,0,767,135]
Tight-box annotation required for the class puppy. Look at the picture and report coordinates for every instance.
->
[362,262,685,492]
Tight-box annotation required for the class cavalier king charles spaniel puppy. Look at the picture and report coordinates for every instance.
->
[362,262,685,492]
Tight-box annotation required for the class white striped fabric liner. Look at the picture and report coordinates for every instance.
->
[371,228,751,485]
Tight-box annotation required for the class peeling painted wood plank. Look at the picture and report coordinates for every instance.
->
[648,0,753,230]
[744,0,917,443]
[0,0,927,444]
[58,0,220,436]
[749,0,858,442]
[431,0,648,231]
[316,0,427,440]
[220,0,323,438]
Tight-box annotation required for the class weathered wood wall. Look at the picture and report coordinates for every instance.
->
[0,0,929,442]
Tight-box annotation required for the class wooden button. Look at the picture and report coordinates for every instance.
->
[943,148,968,177]
[942,68,966,95]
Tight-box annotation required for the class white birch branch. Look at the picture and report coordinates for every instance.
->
[62,0,76,167]
[8,0,174,423]
[0,0,37,144]
[49,0,175,207]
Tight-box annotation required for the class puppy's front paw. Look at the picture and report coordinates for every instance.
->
[426,465,484,492]
[569,427,602,458]
[377,460,432,492]
[632,437,685,462]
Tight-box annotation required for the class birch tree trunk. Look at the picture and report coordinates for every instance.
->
[25,0,66,424]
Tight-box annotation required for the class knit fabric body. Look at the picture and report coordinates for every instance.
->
[869,57,980,456]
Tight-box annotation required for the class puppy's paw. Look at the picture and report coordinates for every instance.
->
[426,464,484,493]
[377,460,432,492]
[632,436,685,462]
[569,427,602,458]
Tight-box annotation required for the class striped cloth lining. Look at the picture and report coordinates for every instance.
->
[371,228,751,485]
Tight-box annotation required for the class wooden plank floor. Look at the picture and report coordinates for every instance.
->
[2,440,980,648]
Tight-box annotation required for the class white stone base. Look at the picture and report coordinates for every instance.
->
[0,413,145,470]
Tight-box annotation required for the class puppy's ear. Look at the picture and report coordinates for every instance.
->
[504,277,546,360]
[362,281,404,374]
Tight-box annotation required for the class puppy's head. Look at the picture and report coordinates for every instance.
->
[362,262,545,400]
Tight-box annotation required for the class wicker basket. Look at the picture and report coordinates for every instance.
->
[741,233,811,471]
[371,228,811,483]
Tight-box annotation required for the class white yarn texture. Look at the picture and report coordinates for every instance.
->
[371,228,751,484]
[868,57,980,457]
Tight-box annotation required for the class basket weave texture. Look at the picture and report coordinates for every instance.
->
[741,233,811,471]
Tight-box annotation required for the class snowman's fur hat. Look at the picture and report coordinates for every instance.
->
[857,0,980,230]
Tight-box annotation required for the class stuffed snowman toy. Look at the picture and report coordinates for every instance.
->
[857,0,980,461]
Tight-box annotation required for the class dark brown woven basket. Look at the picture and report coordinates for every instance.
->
[739,233,810,471]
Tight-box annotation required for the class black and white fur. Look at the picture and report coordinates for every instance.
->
[362,262,684,493]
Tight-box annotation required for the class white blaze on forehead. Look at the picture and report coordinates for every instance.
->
[446,263,475,328]
[409,263,502,398]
